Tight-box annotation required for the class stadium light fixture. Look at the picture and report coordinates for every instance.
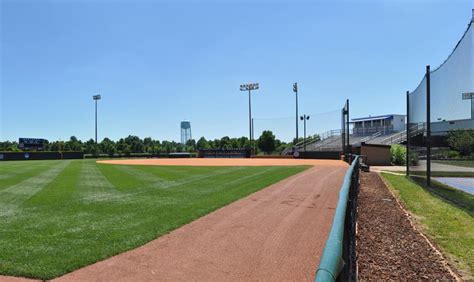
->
[300,114,310,152]
[93,94,101,144]
[240,83,259,151]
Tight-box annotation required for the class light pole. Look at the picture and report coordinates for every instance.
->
[93,94,101,144]
[240,83,259,150]
[300,114,310,152]
[293,82,299,143]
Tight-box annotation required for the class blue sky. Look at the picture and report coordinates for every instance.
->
[1,0,472,142]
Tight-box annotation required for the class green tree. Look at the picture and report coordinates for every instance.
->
[237,137,249,148]
[196,137,210,150]
[124,135,144,153]
[105,143,116,157]
[65,136,82,151]
[448,130,474,156]
[220,136,231,148]
[390,144,406,165]
[185,139,196,152]
[0,141,19,151]
[257,130,276,155]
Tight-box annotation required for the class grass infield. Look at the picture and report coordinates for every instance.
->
[381,173,474,279]
[0,159,308,279]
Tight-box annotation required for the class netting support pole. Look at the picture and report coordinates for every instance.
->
[406,91,410,177]
[426,65,431,187]
[346,99,350,157]
[342,108,346,157]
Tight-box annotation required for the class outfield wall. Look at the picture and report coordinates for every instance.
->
[0,151,84,161]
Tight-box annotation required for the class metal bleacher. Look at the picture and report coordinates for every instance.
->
[283,125,417,155]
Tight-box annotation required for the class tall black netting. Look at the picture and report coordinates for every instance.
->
[408,13,474,189]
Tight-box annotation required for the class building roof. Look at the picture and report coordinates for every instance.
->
[351,114,404,122]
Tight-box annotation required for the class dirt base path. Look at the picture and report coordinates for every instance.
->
[53,160,347,281]
[357,172,456,280]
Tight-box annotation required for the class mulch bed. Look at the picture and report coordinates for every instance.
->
[356,172,456,280]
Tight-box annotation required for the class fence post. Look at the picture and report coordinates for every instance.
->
[426,65,431,187]
[406,91,410,177]
[346,99,350,158]
[342,108,346,158]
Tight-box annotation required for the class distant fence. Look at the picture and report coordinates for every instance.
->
[198,148,251,158]
[297,151,341,160]
[0,151,84,161]
[315,156,360,281]
[84,152,196,159]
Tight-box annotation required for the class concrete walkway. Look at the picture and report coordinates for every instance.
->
[433,177,474,195]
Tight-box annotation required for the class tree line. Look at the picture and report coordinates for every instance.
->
[0,131,318,156]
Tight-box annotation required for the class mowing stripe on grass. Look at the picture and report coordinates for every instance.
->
[76,161,121,203]
[0,161,60,190]
[96,163,148,192]
[114,165,170,187]
[0,161,48,178]
[25,161,82,206]
[0,161,45,173]
[0,161,71,217]
[87,166,245,204]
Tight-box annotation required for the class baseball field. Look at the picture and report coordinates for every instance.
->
[0,158,347,280]
[0,159,309,279]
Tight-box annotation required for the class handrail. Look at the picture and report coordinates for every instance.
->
[361,131,382,143]
[315,156,360,281]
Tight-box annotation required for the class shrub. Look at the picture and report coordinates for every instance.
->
[447,150,460,159]
[409,151,419,166]
[390,144,406,165]
[447,130,474,156]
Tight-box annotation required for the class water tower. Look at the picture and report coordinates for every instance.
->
[180,121,192,144]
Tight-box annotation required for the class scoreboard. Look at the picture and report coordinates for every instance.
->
[18,138,47,151]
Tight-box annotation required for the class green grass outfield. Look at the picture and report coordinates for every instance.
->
[382,173,474,279]
[0,159,308,279]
